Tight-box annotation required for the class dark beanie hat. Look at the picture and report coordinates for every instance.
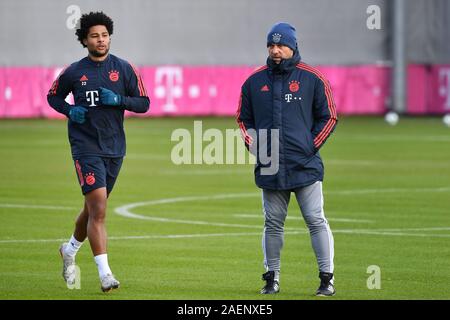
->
[267,22,297,51]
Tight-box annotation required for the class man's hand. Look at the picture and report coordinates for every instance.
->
[69,106,88,124]
[99,87,122,106]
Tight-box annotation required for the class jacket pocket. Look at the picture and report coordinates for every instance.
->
[306,131,316,157]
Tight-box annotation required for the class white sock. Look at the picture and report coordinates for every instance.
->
[94,254,112,279]
[64,235,83,257]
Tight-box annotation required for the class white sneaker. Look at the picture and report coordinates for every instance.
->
[59,242,76,285]
[101,274,120,292]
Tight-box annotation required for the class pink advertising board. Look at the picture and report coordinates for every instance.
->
[0,64,449,118]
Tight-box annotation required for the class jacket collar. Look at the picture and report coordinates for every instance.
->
[85,53,111,66]
[266,49,301,74]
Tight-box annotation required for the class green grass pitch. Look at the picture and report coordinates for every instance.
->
[0,116,449,300]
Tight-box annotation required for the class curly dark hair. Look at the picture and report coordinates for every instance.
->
[75,11,114,47]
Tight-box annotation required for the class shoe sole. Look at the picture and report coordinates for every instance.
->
[316,292,336,297]
[101,284,120,293]
[260,289,280,294]
[59,244,66,281]
[261,291,280,294]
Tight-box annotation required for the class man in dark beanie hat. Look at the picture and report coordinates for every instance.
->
[267,22,298,52]
[236,22,338,296]
[266,22,299,70]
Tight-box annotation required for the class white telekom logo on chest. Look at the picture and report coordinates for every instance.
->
[86,90,99,107]
[284,94,301,103]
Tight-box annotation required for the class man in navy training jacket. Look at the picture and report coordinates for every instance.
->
[47,11,150,292]
[236,22,337,296]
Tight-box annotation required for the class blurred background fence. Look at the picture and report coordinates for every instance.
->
[0,0,449,117]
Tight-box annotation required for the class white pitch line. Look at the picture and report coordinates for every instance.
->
[1,187,449,244]
[112,214,265,230]
[114,193,304,230]
[326,160,380,166]
[0,232,267,244]
[326,159,450,167]
[114,188,449,230]
[0,238,67,243]
[338,134,450,142]
[363,227,450,232]
[108,232,269,240]
[2,227,450,244]
[114,193,267,229]
[0,204,76,210]
[233,214,374,223]
[125,154,168,160]
[333,229,450,238]
[159,169,251,175]
[326,187,450,195]
[1,186,448,214]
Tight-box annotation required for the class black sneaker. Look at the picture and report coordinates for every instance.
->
[261,271,280,294]
[315,272,336,296]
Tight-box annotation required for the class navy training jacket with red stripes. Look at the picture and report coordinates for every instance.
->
[236,50,337,190]
[47,54,150,159]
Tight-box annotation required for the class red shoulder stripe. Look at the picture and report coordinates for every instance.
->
[249,65,268,77]
[48,66,69,96]
[130,63,147,97]
[296,63,337,148]
[235,92,254,146]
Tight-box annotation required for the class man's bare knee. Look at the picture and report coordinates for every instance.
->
[85,188,107,223]
[74,206,89,226]
[87,202,106,222]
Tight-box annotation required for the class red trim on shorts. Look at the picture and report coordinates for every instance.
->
[75,160,84,187]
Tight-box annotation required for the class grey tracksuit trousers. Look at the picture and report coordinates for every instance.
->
[262,181,334,273]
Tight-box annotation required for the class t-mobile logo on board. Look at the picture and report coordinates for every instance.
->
[439,69,450,110]
[86,91,99,107]
[154,67,183,112]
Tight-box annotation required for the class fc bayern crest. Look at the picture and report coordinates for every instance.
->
[85,172,96,186]
[289,80,300,92]
[109,70,119,82]
[272,33,282,43]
